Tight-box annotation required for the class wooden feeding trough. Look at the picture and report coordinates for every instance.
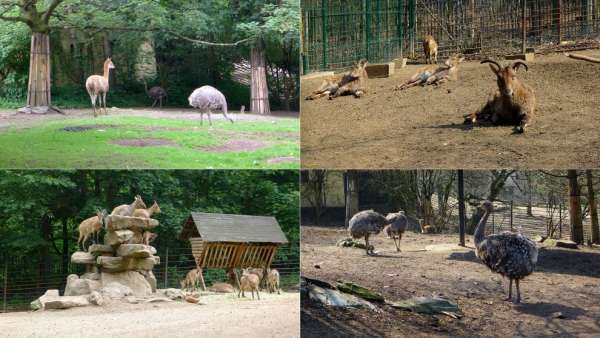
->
[179,212,288,289]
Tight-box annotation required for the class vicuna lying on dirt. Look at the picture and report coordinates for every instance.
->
[423,35,438,64]
[111,195,146,216]
[238,269,261,300]
[464,59,536,133]
[78,210,106,251]
[181,268,201,291]
[396,55,465,91]
[305,59,368,100]
[266,268,280,294]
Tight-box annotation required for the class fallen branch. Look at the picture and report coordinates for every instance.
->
[564,53,600,64]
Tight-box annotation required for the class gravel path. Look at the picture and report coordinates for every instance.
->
[0,292,300,338]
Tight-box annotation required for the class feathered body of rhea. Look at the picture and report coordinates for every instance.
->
[348,210,391,255]
[144,81,167,108]
[474,201,538,303]
[383,211,408,251]
[188,85,234,126]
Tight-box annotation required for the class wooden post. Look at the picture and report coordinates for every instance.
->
[3,260,7,313]
[559,203,563,238]
[164,247,168,288]
[510,200,514,232]
[198,269,206,291]
[522,0,527,54]
[457,170,466,247]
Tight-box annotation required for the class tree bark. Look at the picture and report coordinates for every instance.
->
[250,42,270,114]
[344,171,359,227]
[19,32,56,114]
[568,170,584,244]
[586,170,600,244]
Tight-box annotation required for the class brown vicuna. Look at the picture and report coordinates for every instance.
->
[110,195,146,216]
[180,268,201,291]
[266,268,281,294]
[132,201,161,218]
[464,59,536,133]
[423,35,438,64]
[86,58,115,117]
[238,269,261,300]
[305,59,368,100]
[396,55,465,91]
[77,210,105,251]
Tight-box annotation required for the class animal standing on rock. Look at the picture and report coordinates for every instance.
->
[86,58,115,117]
[305,59,368,100]
[383,211,407,252]
[423,35,438,64]
[348,210,392,255]
[464,59,536,133]
[77,210,106,251]
[143,80,167,108]
[110,195,146,216]
[132,201,160,245]
[188,85,234,126]
[474,201,538,303]
[238,268,261,300]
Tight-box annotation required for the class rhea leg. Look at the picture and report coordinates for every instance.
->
[364,234,371,255]
[504,278,513,301]
[207,110,213,126]
[515,279,521,303]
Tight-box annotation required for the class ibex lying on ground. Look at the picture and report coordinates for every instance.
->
[181,268,201,291]
[78,210,106,251]
[464,59,536,133]
[305,59,368,100]
[238,268,261,300]
[423,35,438,64]
[111,195,147,216]
[396,55,465,91]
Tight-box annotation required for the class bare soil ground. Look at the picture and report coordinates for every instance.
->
[301,50,600,169]
[0,292,300,338]
[301,226,600,338]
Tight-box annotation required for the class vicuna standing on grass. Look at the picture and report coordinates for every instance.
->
[423,35,438,64]
[188,85,234,126]
[238,268,261,300]
[110,195,146,216]
[305,59,368,100]
[86,58,115,117]
[78,210,106,251]
[464,59,536,133]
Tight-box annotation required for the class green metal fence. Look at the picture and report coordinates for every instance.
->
[301,0,416,73]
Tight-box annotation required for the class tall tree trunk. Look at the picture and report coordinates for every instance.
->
[62,218,69,276]
[250,42,270,114]
[568,170,584,244]
[20,33,56,114]
[344,171,359,227]
[586,170,600,244]
[39,215,51,293]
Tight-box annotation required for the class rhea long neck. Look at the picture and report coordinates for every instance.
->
[474,208,491,247]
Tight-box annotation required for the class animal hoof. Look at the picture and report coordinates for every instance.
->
[463,118,473,125]
[515,126,525,133]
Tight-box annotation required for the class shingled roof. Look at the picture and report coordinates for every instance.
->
[181,212,288,244]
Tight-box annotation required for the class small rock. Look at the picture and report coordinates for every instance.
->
[124,296,139,304]
[185,295,200,304]
[88,291,104,306]
[162,288,184,300]
[552,312,566,319]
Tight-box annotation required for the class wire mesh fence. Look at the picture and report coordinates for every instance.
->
[301,0,600,72]
[0,244,299,313]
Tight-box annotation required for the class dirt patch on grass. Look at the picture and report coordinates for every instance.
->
[199,139,274,152]
[62,124,118,132]
[112,138,178,147]
[301,49,600,169]
[301,226,600,337]
[267,156,299,164]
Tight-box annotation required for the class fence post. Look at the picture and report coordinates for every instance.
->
[365,0,372,61]
[408,0,416,57]
[522,0,527,53]
[559,203,563,238]
[510,200,514,232]
[398,0,404,59]
[164,248,169,289]
[321,0,328,69]
[3,260,7,313]
[457,170,466,247]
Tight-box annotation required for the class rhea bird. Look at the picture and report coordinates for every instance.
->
[474,200,538,303]
[383,211,407,252]
[144,80,167,108]
[348,210,392,255]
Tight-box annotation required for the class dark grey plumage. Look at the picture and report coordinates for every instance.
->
[474,201,538,303]
[144,81,167,108]
[348,210,390,255]
[384,211,407,251]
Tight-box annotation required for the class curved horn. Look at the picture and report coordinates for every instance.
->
[512,61,528,72]
[480,59,502,71]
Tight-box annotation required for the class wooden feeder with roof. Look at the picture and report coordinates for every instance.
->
[179,212,288,289]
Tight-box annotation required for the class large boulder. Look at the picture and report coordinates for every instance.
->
[89,244,114,256]
[97,256,159,273]
[141,270,157,293]
[101,271,152,297]
[106,215,158,232]
[100,282,134,299]
[81,272,101,281]
[208,282,235,293]
[64,274,91,296]
[30,289,59,310]
[43,296,90,310]
[116,244,156,258]
[105,230,134,247]
[71,251,96,265]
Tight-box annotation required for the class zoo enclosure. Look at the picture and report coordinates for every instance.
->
[301,0,600,72]
[0,244,299,313]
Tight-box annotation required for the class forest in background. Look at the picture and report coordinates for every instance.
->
[0,0,299,111]
[0,170,299,290]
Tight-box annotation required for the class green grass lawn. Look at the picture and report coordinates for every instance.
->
[0,115,299,169]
